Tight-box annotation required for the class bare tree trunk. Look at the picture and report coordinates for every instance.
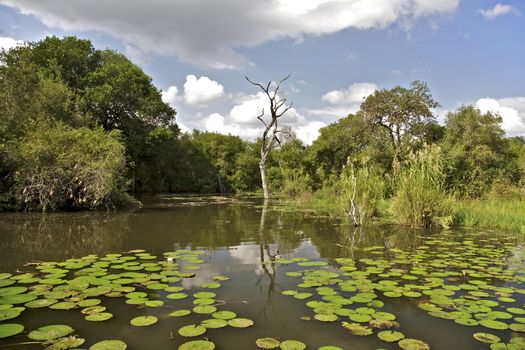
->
[259,159,269,200]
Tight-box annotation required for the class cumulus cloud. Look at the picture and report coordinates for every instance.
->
[479,4,519,20]
[0,0,459,68]
[0,36,23,51]
[161,85,180,106]
[476,97,525,137]
[202,92,325,144]
[183,75,224,106]
[322,82,378,105]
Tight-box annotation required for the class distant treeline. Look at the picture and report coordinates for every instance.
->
[1,36,524,214]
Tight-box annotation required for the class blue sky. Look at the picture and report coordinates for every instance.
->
[0,0,524,143]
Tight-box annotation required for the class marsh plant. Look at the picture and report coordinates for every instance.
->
[338,162,385,225]
[390,144,454,227]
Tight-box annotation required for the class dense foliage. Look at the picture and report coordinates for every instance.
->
[1,36,524,219]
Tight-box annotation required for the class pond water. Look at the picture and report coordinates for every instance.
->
[1,196,525,350]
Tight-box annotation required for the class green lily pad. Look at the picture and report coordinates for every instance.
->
[193,292,216,299]
[85,312,113,321]
[377,330,405,342]
[280,340,306,350]
[228,318,254,328]
[178,340,215,350]
[169,309,191,317]
[0,323,24,339]
[0,308,22,321]
[178,324,206,337]
[255,337,280,349]
[45,336,85,350]
[193,305,217,314]
[342,322,373,336]
[28,325,74,341]
[314,313,338,322]
[130,315,158,327]
[212,310,237,320]
[398,338,431,350]
[167,293,188,300]
[474,333,501,344]
[201,318,228,329]
[89,339,127,350]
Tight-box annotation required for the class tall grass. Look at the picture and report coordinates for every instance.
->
[455,199,525,233]
[390,145,454,227]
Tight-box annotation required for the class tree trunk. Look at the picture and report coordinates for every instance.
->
[259,159,269,200]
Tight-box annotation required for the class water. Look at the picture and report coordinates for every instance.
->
[0,195,524,349]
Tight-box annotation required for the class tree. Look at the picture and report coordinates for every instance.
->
[441,105,519,197]
[245,75,293,200]
[361,81,440,165]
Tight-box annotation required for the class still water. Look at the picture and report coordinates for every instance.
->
[0,196,524,349]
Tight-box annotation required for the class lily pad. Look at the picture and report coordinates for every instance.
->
[212,310,237,320]
[28,325,74,341]
[45,336,85,350]
[89,339,127,350]
[474,333,501,344]
[201,318,228,329]
[0,323,24,339]
[178,340,215,350]
[228,318,254,328]
[280,340,306,350]
[377,330,405,342]
[170,309,191,317]
[85,312,113,321]
[398,338,431,350]
[130,315,158,327]
[178,324,206,337]
[255,337,280,349]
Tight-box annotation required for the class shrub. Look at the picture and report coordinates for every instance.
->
[390,144,453,227]
[9,122,133,211]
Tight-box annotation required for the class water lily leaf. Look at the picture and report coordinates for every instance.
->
[170,309,191,317]
[89,339,127,350]
[0,323,24,339]
[398,338,431,350]
[178,340,215,350]
[473,332,501,344]
[193,305,217,314]
[212,310,236,320]
[314,314,338,322]
[85,312,113,321]
[193,298,214,306]
[178,324,206,337]
[0,308,22,321]
[193,292,216,299]
[480,319,509,330]
[130,315,158,327]
[509,323,525,332]
[77,299,101,307]
[228,318,254,328]
[341,322,373,336]
[44,335,85,350]
[49,301,77,310]
[28,325,74,341]
[201,318,228,329]
[280,340,306,350]
[377,330,405,342]
[255,337,280,349]
[318,347,343,350]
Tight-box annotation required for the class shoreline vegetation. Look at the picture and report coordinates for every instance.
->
[1,36,524,234]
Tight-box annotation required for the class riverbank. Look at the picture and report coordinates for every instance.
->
[289,192,525,233]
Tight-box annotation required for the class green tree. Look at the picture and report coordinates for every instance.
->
[361,81,440,165]
[441,105,519,197]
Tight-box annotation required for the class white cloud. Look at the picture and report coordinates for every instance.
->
[161,85,180,106]
[202,92,324,144]
[0,36,23,51]
[476,97,525,137]
[479,4,519,20]
[183,75,224,106]
[0,0,459,68]
[322,82,378,105]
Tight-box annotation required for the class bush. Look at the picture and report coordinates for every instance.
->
[9,123,134,211]
[390,145,454,227]
[337,162,385,224]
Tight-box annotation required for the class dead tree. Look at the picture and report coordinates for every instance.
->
[245,74,292,200]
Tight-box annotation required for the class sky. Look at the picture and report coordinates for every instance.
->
[0,0,524,144]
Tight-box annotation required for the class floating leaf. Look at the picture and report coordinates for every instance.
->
[85,312,113,321]
[178,324,206,337]
[255,337,280,349]
[170,310,191,317]
[398,338,431,350]
[89,339,127,350]
[45,335,85,350]
[178,340,215,350]
[474,333,501,344]
[130,315,158,327]
[212,311,236,320]
[228,318,254,328]
[28,325,74,341]
[201,318,228,329]
[0,323,24,339]
[280,340,306,350]
[377,330,405,342]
